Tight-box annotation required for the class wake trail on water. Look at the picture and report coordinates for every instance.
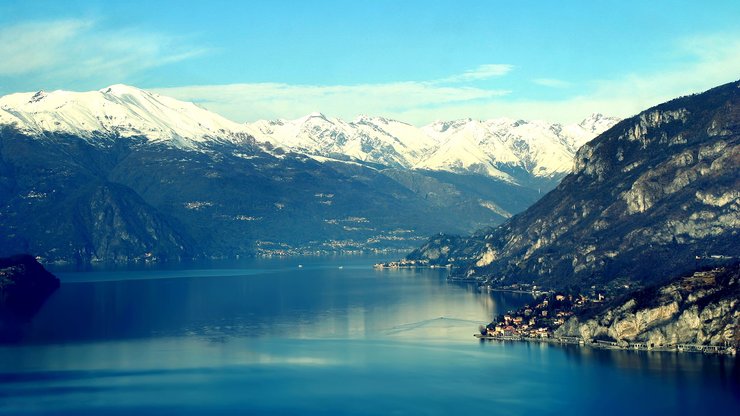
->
[383,317,486,335]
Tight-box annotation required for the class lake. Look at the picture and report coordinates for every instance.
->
[0,255,737,415]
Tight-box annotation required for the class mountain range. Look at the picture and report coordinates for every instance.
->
[248,112,617,187]
[0,85,615,264]
[408,80,739,292]
[0,85,618,187]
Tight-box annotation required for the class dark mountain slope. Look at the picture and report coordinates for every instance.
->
[0,131,194,263]
[0,126,537,264]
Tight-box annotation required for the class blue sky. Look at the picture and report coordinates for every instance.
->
[1,0,739,124]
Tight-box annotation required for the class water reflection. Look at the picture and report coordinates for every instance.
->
[4,257,531,345]
[560,344,740,397]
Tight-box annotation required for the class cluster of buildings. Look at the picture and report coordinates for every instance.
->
[374,259,451,269]
[483,293,602,339]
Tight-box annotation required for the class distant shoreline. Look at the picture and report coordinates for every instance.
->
[480,288,534,295]
[373,264,452,270]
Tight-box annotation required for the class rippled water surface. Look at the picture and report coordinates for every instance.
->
[1,256,737,414]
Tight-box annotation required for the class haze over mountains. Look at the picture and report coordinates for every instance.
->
[0,85,616,264]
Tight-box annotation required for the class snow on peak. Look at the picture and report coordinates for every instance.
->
[578,113,621,133]
[0,84,619,180]
[0,84,259,148]
[248,113,438,168]
[307,111,327,118]
[29,91,47,103]
[251,113,620,181]
[99,83,146,95]
[427,118,473,134]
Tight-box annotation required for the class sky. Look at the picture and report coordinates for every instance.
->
[0,0,738,125]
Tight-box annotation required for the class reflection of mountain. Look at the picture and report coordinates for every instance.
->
[0,85,612,264]
[408,80,740,291]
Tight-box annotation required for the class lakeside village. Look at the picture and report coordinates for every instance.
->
[475,291,736,355]
[477,292,597,340]
[375,259,737,355]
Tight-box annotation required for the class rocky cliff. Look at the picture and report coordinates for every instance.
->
[409,80,740,290]
[555,263,739,347]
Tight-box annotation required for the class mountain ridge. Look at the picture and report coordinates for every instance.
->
[407,80,740,291]
[0,85,618,186]
[249,111,619,184]
[0,84,262,148]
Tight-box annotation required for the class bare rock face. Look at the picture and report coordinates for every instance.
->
[555,264,739,347]
[410,80,740,290]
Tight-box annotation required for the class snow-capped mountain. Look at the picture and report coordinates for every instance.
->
[416,116,617,179]
[249,113,437,168]
[0,84,621,264]
[0,84,619,183]
[249,113,620,181]
[0,84,259,148]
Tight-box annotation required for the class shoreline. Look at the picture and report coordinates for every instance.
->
[480,288,535,295]
[373,264,452,270]
[474,334,737,356]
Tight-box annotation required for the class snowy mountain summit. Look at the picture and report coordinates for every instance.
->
[249,113,435,169]
[0,85,619,182]
[250,113,620,181]
[0,84,258,148]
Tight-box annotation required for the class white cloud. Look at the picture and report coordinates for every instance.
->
[156,33,739,126]
[0,18,205,84]
[154,82,510,124]
[176,33,737,126]
[0,19,91,76]
[154,63,515,124]
[154,31,738,126]
[532,78,571,88]
[434,64,514,83]
[551,33,740,121]
[5,19,735,127]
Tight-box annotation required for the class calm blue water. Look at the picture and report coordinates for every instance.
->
[0,256,737,415]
